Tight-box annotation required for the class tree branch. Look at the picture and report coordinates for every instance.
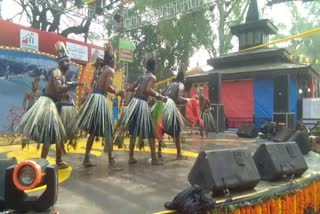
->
[60,17,92,38]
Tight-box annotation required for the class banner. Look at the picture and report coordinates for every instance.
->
[118,38,134,63]
[66,42,89,62]
[0,48,81,133]
[20,29,39,51]
[0,20,103,64]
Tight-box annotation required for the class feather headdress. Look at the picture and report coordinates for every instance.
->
[178,63,187,73]
[103,41,116,65]
[55,41,70,62]
[104,42,115,56]
[146,52,156,62]
[146,52,156,71]
[90,50,104,65]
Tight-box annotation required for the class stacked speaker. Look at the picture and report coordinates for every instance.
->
[237,121,311,155]
[273,127,311,155]
[188,142,309,196]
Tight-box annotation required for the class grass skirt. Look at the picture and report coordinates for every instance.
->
[162,98,184,138]
[15,96,66,148]
[200,109,215,131]
[69,92,113,152]
[59,102,77,138]
[151,100,165,141]
[121,97,154,139]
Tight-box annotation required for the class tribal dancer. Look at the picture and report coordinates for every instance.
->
[156,70,188,160]
[16,42,78,169]
[70,42,123,168]
[122,53,166,165]
[23,77,40,111]
[199,94,215,138]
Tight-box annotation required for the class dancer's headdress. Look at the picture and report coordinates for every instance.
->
[103,41,116,64]
[90,50,104,65]
[146,52,156,70]
[55,41,70,62]
[178,63,187,73]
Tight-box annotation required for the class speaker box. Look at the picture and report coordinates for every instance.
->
[274,75,289,112]
[273,127,295,142]
[237,123,258,138]
[208,73,221,104]
[0,158,17,199]
[188,149,260,195]
[273,112,295,130]
[212,104,224,133]
[253,142,308,181]
[289,131,311,154]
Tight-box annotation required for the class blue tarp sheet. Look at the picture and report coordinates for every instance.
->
[254,79,274,128]
[290,78,298,119]
[254,78,299,129]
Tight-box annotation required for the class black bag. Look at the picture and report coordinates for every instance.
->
[164,184,215,214]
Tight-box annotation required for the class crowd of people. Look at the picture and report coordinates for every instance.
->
[15,40,217,170]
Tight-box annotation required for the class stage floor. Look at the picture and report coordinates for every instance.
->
[1,131,320,214]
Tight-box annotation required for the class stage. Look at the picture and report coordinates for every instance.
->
[0,131,320,214]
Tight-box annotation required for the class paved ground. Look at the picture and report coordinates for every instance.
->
[1,131,320,214]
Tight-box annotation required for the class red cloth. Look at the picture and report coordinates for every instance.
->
[203,85,209,99]
[221,80,254,127]
[310,78,315,98]
[189,87,198,98]
[155,116,164,141]
[185,98,204,128]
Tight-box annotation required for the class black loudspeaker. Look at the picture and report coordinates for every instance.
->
[0,158,17,200]
[188,149,260,195]
[273,112,295,130]
[253,142,308,181]
[289,131,311,154]
[274,74,289,112]
[273,127,295,142]
[237,123,258,138]
[212,104,224,133]
[208,73,221,104]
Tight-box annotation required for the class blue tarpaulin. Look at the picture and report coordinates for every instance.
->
[253,78,299,129]
[254,79,274,128]
[290,78,298,119]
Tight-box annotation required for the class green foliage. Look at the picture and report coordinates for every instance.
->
[113,0,249,81]
[288,1,320,72]
[121,6,213,81]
